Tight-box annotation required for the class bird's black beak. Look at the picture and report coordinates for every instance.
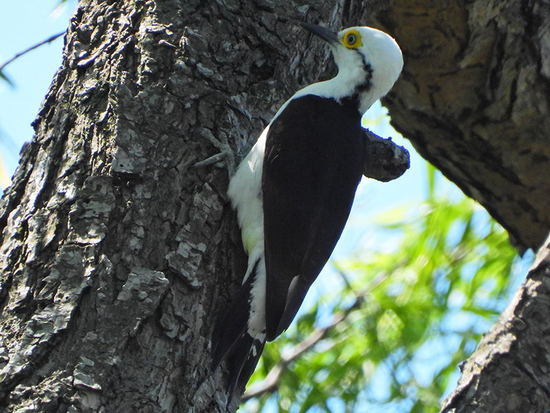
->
[301,23,338,45]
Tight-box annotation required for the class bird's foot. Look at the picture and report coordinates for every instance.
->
[193,127,236,175]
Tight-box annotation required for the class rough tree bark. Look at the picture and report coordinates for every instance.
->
[0,0,349,411]
[362,1,550,411]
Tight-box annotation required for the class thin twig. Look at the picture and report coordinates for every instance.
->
[242,271,388,401]
[0,31,65,73]
[335,267,354,292]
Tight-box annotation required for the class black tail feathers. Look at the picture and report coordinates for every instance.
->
[225,334,265,400]
[211,270,255,370]
[211,261,265,401]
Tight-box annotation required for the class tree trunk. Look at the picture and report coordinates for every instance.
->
[0,1,344,411]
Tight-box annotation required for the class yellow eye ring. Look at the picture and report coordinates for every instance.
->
[342,29,362,49]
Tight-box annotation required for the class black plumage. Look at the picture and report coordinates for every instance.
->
[263,94,365,340]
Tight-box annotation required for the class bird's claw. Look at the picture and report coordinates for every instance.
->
[193,127,236,175]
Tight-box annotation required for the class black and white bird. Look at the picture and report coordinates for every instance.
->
[213,23,403,395]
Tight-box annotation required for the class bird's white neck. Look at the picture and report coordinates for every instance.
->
[270,69,375,125]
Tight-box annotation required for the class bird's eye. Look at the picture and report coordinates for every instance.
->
[342,30,361,49]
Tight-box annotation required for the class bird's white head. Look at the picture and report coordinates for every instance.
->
[302,24,404,114]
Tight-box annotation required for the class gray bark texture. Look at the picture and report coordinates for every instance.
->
[0,0,549,412]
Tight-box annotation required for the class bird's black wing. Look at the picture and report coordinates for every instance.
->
[262,95,365,341]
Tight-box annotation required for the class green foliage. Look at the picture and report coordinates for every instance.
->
[242,166,519,413]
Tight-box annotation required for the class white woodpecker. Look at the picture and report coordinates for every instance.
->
[212,23,404,396]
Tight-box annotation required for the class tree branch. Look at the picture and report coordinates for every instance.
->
[362,129,409,182]
[0,31,65,74]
